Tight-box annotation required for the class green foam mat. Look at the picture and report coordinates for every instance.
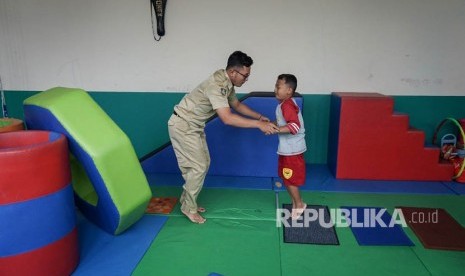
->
[281,243,428,275]
[133,217,281,276]
[278,190,465,275]
[139,187,465,275]
[150,186,277,221]
[410,246,465,275]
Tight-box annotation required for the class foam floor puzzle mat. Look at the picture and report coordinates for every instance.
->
[398,207,465,251]
[146,197,178,214]
[73,212,168,276]
[133,216,281,275]
[341,206,414,246]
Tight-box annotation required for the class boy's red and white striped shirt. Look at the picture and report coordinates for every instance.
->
[280,98,300,135]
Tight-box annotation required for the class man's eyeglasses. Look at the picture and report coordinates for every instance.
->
[234,70,250,80]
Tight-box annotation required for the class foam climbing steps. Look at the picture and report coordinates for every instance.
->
[328,92,454,181]
[23,87,152,235]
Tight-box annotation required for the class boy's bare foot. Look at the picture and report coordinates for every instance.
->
[182,209,206,224]
[291,203,307,220]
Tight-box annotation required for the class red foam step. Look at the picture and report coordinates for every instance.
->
[390,113,410,131]
[329,92,454,181]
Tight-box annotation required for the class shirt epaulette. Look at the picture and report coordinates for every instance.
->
[213,69,233,92]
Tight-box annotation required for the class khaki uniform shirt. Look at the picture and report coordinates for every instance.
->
[174,69,237,128]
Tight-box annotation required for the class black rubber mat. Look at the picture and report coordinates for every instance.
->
[282,204,339,245]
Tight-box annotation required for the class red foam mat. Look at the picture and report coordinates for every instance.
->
[398,207,465,251]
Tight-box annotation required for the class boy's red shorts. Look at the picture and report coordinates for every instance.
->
[278,153,306,187]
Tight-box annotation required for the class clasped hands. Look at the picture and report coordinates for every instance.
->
[257,116,279,135]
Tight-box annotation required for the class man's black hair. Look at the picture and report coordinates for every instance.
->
[226,51,253,69]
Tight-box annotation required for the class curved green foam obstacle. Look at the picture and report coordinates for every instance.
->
[24,87,152,235]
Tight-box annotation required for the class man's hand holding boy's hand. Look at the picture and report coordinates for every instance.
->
[258,121,279,135]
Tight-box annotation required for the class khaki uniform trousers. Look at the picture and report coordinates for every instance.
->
[168,115,211,214]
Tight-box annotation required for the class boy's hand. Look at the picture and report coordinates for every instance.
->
[258,121,279,135]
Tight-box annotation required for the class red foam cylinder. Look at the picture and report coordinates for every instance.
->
[0,131,79,275]
[0,118,24,133]
[0,131,71,204]
[0,229,79,276]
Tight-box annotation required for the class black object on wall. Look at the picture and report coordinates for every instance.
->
[151,0,167,41]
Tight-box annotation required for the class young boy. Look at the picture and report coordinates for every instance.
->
[273,74,307,220]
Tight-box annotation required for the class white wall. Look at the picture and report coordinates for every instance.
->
[1,0,464,95]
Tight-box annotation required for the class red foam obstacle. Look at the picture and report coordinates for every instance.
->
[0,118,24,133]
[328,92,454,181]
[0,131,79,276]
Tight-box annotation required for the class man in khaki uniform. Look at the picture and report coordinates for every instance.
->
[168,51,278,223]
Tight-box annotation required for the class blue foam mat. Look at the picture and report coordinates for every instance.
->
[341,206,414,246]
[145,173,184,187]
[141,94,303,178]
[297,165,456,195]
[146,172,274,190]
[204,175,273,189]
[72,212,167,276]
[147,165,458,195]
[443,181,465,195]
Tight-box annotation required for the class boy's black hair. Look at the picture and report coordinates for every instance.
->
[226,51,254,69]
[278,74,298,93]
